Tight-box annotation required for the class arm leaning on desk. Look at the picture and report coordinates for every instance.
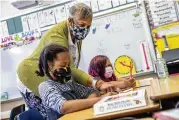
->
[150,75,179,101]
[59,78,160,120]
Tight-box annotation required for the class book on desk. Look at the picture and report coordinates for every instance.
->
[93,89,147,115]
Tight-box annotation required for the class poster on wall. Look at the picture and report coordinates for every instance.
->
[148,0,178,28]
[0,29,41,50]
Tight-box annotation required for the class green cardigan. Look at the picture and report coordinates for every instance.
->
[17,20,91,96]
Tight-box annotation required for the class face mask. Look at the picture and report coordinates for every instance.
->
[70,24,90,41]
[104,66,113,79]
[53,67,71,83]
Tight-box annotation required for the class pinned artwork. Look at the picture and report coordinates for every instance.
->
[54,5,67,23]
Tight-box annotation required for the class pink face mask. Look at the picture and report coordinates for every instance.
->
[104,66,113,79]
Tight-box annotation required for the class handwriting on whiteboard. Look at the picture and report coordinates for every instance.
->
[96,40,107,54]
[132,17,142,29]
[107,27,122,34]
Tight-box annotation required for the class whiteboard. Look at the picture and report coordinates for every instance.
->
[1,40,40,98]
[79,7,154,77]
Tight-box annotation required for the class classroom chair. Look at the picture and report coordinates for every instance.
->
[17,108,44,120]
[9,104,25,120]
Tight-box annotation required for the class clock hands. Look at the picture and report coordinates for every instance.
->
[119,61,133,79]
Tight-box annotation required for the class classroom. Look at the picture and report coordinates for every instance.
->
[0,0,179,120]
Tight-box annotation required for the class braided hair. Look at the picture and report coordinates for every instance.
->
[35,44,68,80]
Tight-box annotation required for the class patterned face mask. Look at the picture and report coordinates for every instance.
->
[70,24,90,41]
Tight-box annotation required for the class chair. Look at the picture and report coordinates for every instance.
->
[17,109,44,120]
[9,104,25,120]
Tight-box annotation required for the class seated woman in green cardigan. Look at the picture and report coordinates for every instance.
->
[17,3,126,119]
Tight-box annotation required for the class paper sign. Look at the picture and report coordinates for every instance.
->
[43,10,49,26]
[0,23,3,37]
[37,11,45,28]
[112,0,120,7]
[21,16,29,32]
[27,13,39,30]
[54,5,67,23]
[98,0,112,10]
[46,9,56,25]
[1,21,9,37]
[148,0,178,27]
[91,0,99,12]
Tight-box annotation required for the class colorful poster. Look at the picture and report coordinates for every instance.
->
[0,29,41,50]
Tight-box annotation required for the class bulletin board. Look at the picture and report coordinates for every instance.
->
[79,6,155,77]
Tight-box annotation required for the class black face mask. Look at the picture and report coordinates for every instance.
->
[53,67,71,83]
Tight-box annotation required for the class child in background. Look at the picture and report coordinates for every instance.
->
[37,44,116,120]
[88,55,135,90]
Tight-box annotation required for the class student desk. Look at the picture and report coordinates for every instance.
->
[59,77,160,120]
[150,75,179,101]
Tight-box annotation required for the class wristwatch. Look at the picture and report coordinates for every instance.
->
[92,77,100,89]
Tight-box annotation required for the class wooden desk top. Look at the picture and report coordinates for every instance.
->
[60,78,160,120]
[150,76,179,101]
